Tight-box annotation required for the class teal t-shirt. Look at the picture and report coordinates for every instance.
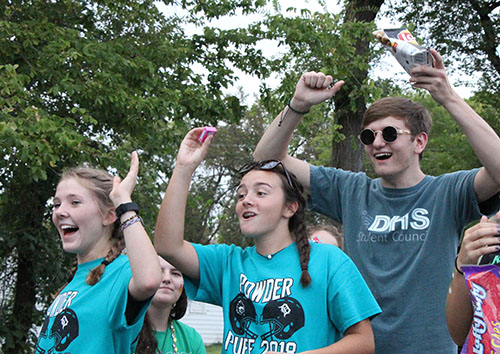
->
[154,320,206,354]
[36,255,149,354]
[309,165,500,354]
[184,241,380,354]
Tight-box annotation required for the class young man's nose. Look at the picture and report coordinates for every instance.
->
[372,131,386,147]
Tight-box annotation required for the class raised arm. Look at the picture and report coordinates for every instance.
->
[411,49,500,201]
[109,151,162,301]
[446,213,500,345]
[254,72,344,192]
[154,128,213,280]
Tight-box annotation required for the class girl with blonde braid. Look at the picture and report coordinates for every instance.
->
[36,152,161,354]
[155,128,380,354]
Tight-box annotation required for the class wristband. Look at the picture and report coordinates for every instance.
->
[115,202,139,219]
[278,99,310,127]
[287,99,310,115]
[454,256,464,275]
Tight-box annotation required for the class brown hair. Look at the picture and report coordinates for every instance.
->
[362,97,432,160]
[53,167,124,297]
[307,224,343,250]
[136,288,189,354]
[241,163,311,287]
[362,97,432,135]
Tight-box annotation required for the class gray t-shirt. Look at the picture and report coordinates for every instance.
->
[309,165,499,354]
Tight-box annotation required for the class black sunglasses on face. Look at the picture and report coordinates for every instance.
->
[358,126,412,146]
[238,160,294,188]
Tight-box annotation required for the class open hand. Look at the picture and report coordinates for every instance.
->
[109,151,139,207]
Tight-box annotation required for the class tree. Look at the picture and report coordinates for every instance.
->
[0,0,271,351]
[254,1,385,171]
[420,93,500,176]
[332,0,384,171]
[387,0,500,102]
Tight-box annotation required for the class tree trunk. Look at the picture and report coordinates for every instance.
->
[3,248,36,354]
[332,0,385,171]
[2,172,56,353]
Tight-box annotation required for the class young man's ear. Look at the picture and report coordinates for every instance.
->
[414,132,428,155]
[284,201,299,219]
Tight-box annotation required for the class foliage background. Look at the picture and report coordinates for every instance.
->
[1,0,499,352]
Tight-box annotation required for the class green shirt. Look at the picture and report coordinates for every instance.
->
[154,320,206,354]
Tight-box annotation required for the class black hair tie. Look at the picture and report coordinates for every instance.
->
[101,259,110,266]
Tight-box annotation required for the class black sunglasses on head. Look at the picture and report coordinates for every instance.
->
[238,160,294,188]
[358,126,411,146]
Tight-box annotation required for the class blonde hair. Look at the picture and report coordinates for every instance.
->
[53,167,124,297]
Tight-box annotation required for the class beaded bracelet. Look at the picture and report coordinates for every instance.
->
[120,216,143,232]
[120,214,138,226]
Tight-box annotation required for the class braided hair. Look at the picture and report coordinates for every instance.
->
[281,170,311,287]
[240,162,311,287]
[53,167,124,297]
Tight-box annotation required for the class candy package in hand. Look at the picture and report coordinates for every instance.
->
[460,264,500,354]
[373,28,433,74]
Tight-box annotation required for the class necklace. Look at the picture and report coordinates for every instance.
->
[158,321,177,354]
[170,321,178,354]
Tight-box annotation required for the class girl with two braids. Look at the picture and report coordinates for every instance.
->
[36,152,161,354]
[155,128,380,354]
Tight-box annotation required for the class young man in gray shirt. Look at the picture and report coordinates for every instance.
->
[253,49,500,353]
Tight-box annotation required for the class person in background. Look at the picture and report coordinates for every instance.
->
[36,152,161,354]
[253,49,500,353]
[154,128,381,354]
[307,224,343,249]
[137,256,206,354]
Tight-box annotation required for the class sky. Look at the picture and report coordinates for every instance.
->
[157,0,472,103]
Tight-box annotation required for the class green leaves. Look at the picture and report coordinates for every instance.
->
[387,0,500,92]
[0,1,274,351]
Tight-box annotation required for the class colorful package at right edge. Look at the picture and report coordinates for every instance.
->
[461,264,500,354]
